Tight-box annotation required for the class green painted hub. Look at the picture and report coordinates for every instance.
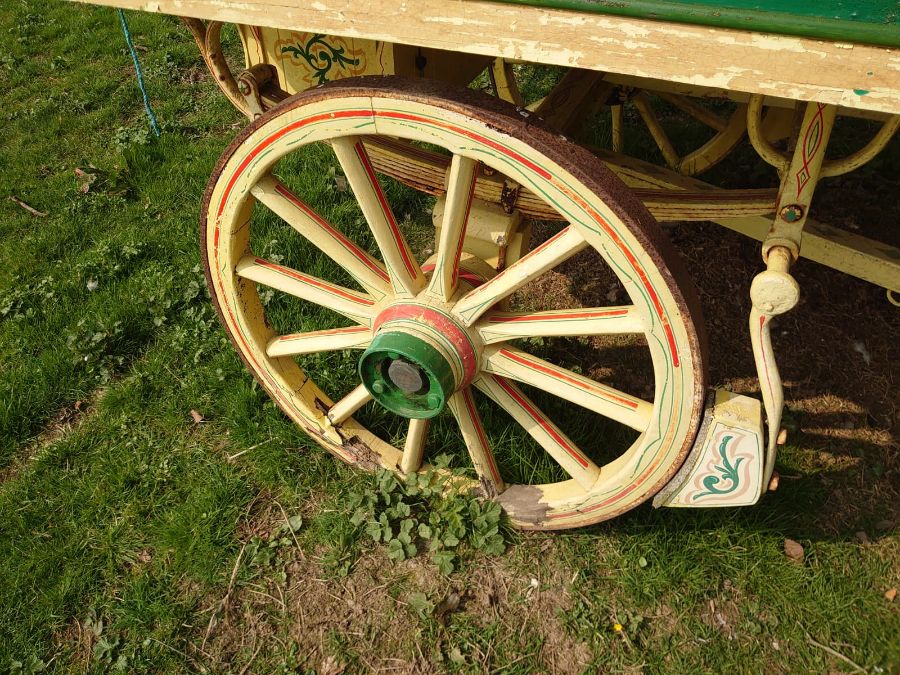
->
[358,331,456,419]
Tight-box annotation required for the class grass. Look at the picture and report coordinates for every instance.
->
[1,1,898,672]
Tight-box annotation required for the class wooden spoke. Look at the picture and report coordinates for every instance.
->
[251,176,391,298]
[632,92,680,168]
[400,418,429,475]
[489,58,524,107]
[447,388,505,497]
[235,255,375,325]
[475,375,600,490]
[266,325,372,357]
[476,306,643,344]
[656,92,728,132]
[483,346,652,432]
[331,136,426,297]
[453,226,588,326]
[426,155,477,301]
[327,384,372,425]
[611,104,623,153]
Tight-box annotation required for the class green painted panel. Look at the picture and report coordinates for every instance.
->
[489,0,900,47]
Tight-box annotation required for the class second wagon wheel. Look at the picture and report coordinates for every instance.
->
[202,77,707,529]
[487,59,747,177]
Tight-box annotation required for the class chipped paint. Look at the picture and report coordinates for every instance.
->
[497,484,550,525]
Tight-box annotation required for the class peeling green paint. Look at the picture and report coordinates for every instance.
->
[854,89,870,96]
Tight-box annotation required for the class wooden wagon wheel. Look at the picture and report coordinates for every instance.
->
[488,58,747,177]
[202,77,707,529]
[609,89,748,176]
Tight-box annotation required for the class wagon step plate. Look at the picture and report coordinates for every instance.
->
[654,389,766,508]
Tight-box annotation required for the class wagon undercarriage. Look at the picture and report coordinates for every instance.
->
[69,0,900,528]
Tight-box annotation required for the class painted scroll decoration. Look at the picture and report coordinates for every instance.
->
[656,390,765,508]
[688,429,758,503]
[277,33,368,87]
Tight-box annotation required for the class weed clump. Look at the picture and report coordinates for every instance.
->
[348,457,507,575]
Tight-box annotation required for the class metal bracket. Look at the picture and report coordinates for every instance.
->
[432,196,528,271]
[237,64,277,119]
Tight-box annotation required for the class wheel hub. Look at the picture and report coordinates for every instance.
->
[359,303,480,419]
[359,331,456,418]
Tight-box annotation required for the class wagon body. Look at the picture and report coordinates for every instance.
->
[66,0,900,527]
[78,0,900,114]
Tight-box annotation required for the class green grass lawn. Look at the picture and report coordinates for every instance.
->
[1,1,898,672]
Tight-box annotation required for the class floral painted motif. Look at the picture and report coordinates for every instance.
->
[693,434,743,500]
[279,34,364,86]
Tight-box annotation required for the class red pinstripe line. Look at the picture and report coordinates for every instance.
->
[498,348,638,410]
[277,326,369,342]
[374,304,478,385]
[559,186,680,367]
[488,308,630,324]
[493,376,589,469]
[352,141,418,280]
[273,182,390,282]
[253,257,375,306]
[421,263,484,288]
[462,388,501,484]
[451,168,477,288]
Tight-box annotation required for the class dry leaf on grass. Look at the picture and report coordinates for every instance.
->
[784,539,804,563]
[190,410,204,424]
[885,588,897,602]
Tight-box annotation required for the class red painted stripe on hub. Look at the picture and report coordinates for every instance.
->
[374,304,478,385]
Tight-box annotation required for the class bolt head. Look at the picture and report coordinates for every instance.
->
[779,204,804,223]
[371,381,384,394]
[426,393,441,409]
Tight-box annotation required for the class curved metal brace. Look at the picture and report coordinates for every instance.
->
[747,94,789,174]
[181,17,252,117]
[820,114,900,178]
[749,95,900,179]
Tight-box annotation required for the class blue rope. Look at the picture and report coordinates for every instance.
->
[117,9,161,137]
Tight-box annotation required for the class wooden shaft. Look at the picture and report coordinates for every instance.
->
[426,155,477,301]
[453,226,588,326]
[475,375,600,490]
[447,389,505,496]
[632,92,680,168]
[266,326,372,357]
[332,137,426,297]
